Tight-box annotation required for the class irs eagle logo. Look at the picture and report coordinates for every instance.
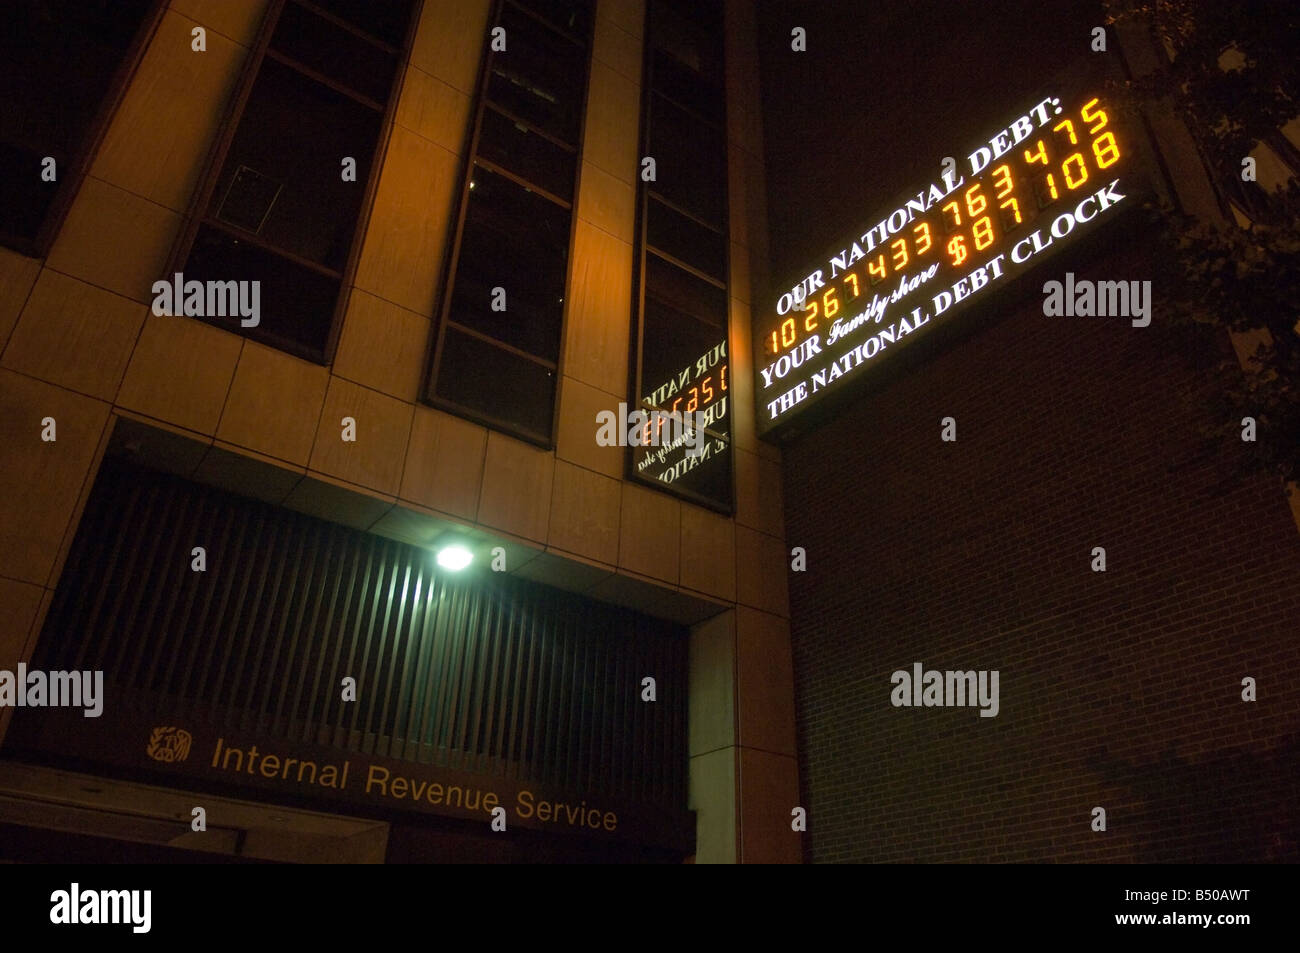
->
[146,726,192,763]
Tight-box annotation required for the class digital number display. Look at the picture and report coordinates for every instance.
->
[755,89,1141,436]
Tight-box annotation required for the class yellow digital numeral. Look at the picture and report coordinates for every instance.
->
[1053,118,1077,145]
[942,200,962,229]
[946,234,967,267]
[1093,131,1120,168]
[780,317,796,348]
[823,287,840,319]
[999,196,1021,225]
[965,183,987,217]
[1025,139,1049,165]
[913,221,932,255]
[845,272,860,298]
[992,164,1015,199]
[1062,153,1088,189]
[972,216,994,250]
[890,237,909,271]
[803,298,819,333]
[1081,97,1108,134]
[1045,172,1059,200]
[868,254,887,284]
[767,331,777,355]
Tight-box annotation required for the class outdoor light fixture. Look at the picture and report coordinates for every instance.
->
[436,543,473,571]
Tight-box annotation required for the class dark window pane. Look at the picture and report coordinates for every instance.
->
[210,57,379,271]
[304,0,416,47]
[436,328,557,439]
[640,302,724,407]
[0,0,154,244]
[272,2,399,103]
[185,224,341,357]
[645,254,726,328]
[512,0,594,39]
[448,164,569,360]
[477,106,576,200]
[486,4,588,144]
[651,48,723,124]
[647,196,725,279]
[648,93,725,225]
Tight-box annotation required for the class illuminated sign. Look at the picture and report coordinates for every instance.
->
[754,88,1142,436]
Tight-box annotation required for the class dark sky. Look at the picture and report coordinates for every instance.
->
[758,0,1105,295]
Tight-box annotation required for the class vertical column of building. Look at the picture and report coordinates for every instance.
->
[0,1,275,747]
[684,0,800,864]
[546,0,642,572]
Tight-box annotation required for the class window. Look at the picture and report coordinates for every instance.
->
[629,0,733,511]
[169,0,417,362]
[0,0,163,256]
[425,0,595,447]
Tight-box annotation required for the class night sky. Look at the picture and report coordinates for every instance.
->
[758,0,1104,290]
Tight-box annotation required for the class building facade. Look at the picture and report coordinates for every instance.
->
[0,0,798,863]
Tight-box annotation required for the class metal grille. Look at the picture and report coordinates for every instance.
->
[35,457,688,810]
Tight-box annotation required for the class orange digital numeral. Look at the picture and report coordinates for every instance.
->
[701,376,713,404]
[1053,118,1077,145]
[1093,131,1120,168]
[972,216,994,250]
[720,364,727,391]
[803,298,819,333]
[845,272,860,298]
[1081,97,1108,134]
[1025,139,1049,165]
[965,183,987,217]
[686,387,699,413]
[823,287,840,319]
[991,164,1015,199]
[767,331,777,355]
[890,237,909,271]
[1062,153,1088,189]
[999,196,1021,226]
[942,200,962,230]
[946,234,968,266]
[913,221,932,254]
[867,254,887,284]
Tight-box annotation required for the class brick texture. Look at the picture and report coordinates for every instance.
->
[783,243,1300,863]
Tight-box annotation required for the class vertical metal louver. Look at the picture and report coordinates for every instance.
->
[33,458,689,812]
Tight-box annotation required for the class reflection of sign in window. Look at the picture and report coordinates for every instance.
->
[633,340,731,499]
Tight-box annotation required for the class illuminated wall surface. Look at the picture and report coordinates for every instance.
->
[0,0,797,865]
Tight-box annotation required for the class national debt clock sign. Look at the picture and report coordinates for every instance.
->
[753,75,1154,439]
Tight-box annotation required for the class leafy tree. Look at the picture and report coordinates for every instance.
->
[1104,0,1300,492]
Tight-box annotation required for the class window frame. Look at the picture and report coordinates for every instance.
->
[626,0,735,514]
[0,0,168,259]
[422,0,595,449]
[164,0,421,364]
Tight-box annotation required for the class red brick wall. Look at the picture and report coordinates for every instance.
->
[782,241,1300,863]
